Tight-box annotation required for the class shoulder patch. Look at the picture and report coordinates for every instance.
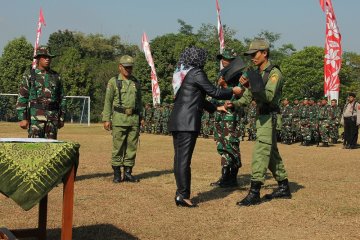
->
[270,74,279,83]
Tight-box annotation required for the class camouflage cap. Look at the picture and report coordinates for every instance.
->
[244,38,270,56]
[119,55,134,66]
[34,45,56,58]
[216,49,237,60]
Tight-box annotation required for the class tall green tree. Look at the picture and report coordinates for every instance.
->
[0,37,33,93]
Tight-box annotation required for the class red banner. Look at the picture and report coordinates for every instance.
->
[320,0,342,101]
[32,8,46,69]
[216,0,225,52]
[141,32,161,106]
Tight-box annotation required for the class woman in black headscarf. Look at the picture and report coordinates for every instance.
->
[168,46,243,207]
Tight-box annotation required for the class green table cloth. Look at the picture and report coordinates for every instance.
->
[0,138,79,211]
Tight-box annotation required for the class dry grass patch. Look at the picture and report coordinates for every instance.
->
[0,122,359,239]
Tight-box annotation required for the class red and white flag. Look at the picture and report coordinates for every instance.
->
[320,0,342,101]
[32,8,46,69]
[216,0,225,52]
[141,32,161,106]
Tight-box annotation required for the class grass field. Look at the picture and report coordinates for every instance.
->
[0,122,359,240]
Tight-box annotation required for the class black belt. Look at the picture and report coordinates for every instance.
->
[114,106,139,115]
[30,102,59,111]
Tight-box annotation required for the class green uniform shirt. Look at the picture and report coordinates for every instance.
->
[233,61,283,110]
[102,74,142,126]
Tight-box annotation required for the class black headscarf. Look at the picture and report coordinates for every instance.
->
[177,46,208,69]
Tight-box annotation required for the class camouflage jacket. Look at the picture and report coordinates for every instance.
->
[16,68,66,122]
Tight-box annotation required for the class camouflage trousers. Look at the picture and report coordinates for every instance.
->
[162,121,169,135]
[300,120,312,142]
[28,120,59,139]
[144,122,152,133]
[281,123,293,142]
[329,123,339,140]
[247,118,257,140]
[318,120,330,143]
[154,122,162,134]
[238,120,246,140]
[214,120,241,168]
[291,118,301,141]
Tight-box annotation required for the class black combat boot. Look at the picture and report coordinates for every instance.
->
[264,179,292,200]
[123,166,139,182]
[226,166,239,187]
[210,165,231,187]
[236,181,262,206]
[112,166,121,183]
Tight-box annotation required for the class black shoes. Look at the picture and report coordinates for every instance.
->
[236,181,262,206]
[210,166,239,188]
[175,195,197,208]
[112,166,121,183]
[112,166,139,183]
[237,179,292,206]
[124,166,139,182]
[264,179,292,200]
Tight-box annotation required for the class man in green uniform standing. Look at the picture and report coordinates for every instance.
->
[102,55,143,183]
[16,46,66,139]
[227,38,291,206]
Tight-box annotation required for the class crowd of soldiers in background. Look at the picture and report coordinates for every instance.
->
[141,101,258,141]
[279,97,342,147]
[141,96,344,148]
[141,103,173,135]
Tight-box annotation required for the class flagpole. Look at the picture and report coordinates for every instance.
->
[216,0,225,70]
[141,32,161,106]
[32,8,46,69]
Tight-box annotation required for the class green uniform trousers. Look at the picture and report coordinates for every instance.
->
[251,114,288,183]
[111,125,139,167]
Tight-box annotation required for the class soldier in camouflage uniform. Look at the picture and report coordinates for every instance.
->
[153,103,162,134]
[247,100,257,141]
[201,110,211,138]
[211,49,243,188]
[280,98,293,144]
[144,103,153,133]
[309,97,320,144]
[161,103,171,135]
[16,46,66,139]
[291,98,301,142]
[299,97,312,146]
[237,107,247,141]
[317,96,331,147]
[329,99,341,143]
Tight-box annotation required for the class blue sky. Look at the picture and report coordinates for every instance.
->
[0,0,359,55]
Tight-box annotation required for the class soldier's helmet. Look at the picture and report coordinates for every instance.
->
[119,55,134,67]
[34,45,56,59]
[217,49,237,60]
[244,38,270,56]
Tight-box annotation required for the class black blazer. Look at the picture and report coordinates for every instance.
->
[168,68,233,132]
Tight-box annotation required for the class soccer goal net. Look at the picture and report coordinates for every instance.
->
[0,94,90,126]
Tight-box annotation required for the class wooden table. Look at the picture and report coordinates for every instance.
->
[0,139,79,240]
[10,165,75,240]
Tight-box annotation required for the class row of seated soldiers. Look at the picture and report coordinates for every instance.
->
[280,97,342,147]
